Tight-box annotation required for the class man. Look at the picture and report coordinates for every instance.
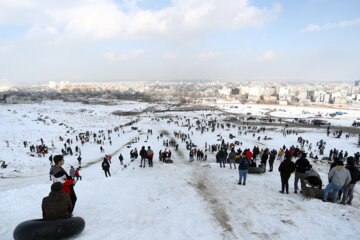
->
[304,166,322,189]
[218,148,227,168]
[102,157,111,177]
[147,146,154,167]
[278,154,295,194]
[228,148,236,170]
[42,182,72,220]
[119,154,124,165]
[50,155,77,213]
[323,160,351,203]
[294,152,311,193]
[340,157,360,205]
[139,146,147,167]
[238,152,250,185]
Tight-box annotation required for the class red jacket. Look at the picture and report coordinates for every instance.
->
[62,179,75,195]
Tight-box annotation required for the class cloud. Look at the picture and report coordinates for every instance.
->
[162,51,179,59]
[104,49,144,61]
[256,50,276,61]
[198,51,221,60]
[301,17,360,33]
[0,0,281,42]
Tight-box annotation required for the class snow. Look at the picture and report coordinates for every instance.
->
[0,100,360,240]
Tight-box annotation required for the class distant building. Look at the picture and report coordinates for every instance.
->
[306,91,314,101]
[231,88,240,95]
[355,80,359,86]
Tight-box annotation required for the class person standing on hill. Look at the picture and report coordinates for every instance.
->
[294,152,311,193]
[140,146,147,167]
[340,157,359,205]
[238,152,250,185]
[147,146,154,167]
[102,157,111,177]
[218,148,227,168]
[269,150,277,172]
[228,148,236,170]
[278,154,295,194]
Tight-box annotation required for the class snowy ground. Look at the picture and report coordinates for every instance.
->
[0,100,360,240]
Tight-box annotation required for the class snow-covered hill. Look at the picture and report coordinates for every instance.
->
[1,100,359,240]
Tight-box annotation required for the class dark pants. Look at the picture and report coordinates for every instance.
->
[75,176,82,181]
[281,174,290,193]
[104,169,111,177]
[69,186,77,213]
[269,161,274,171]
[148,157,153,167]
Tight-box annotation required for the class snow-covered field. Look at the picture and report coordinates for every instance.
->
[0,100,360,240]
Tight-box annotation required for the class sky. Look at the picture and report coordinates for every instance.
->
[0,0,359,85]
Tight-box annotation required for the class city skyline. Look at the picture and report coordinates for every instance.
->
[1,0,360,84]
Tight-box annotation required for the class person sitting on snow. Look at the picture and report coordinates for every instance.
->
[42,182,72,220]
[304,165,322,189]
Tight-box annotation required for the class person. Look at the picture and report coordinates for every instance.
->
[189,149,194,162]
[238,152,250,185]
[77,155,82,165]
[323,160,351,203]
[50,155,77,213]
[147,146,154,167]
[49,154,53,165]
[341,157,360,205]
[74,167,82,181]
[278,153,295,194]
[140,146,147,167]
[102,157,111,177]
[269,150,276,172]
[294,152,311,193]
[69,166,75,179]
[304,166,322,189]
[119,154,124,165]
[228,148,236,170]
[218,148,227,168]
[42,182,72,220]
[1,161,7,168]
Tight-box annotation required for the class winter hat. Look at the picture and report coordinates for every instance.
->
[51,182,63,192]
[337,161,344,166]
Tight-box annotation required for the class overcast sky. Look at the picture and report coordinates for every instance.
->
[0,0,359,84]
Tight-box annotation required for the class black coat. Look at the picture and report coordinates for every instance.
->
[294,157,310,173]
[102,160,110,170]
[279,159,295,177]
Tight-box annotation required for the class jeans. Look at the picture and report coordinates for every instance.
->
[219,158,226,167]
[239,169,248,184]
[294,172,305,191]
[141,157,147,167]
[323,182,342,203]
[104,169,111,177]
[341,183,355,203]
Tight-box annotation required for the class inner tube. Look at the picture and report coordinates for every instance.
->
[164,159,173,163]
[301,186,338,201]
[13,217,85,240]
[248,167,266,174]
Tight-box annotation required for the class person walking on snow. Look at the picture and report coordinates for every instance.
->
[119,154,124,165]
[102,157,111,177]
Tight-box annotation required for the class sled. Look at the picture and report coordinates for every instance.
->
[13,217,85,240]
[301,186,338,202]
[248,166,265,174]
